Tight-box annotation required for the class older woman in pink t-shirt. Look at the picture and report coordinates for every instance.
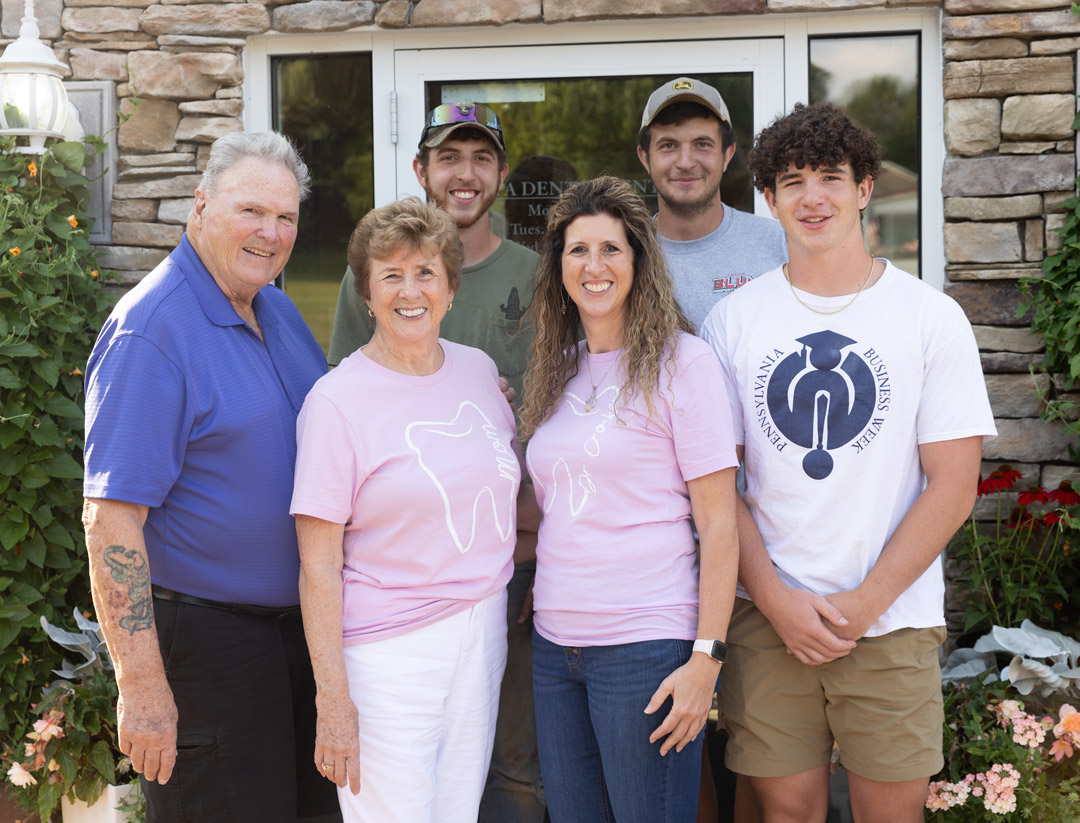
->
[290,197,537,823]
[519,176,739,823]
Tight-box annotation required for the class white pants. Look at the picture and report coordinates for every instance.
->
[339,590,509,823]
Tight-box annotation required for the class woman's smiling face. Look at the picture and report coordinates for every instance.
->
[561,212,635,342]
[366,244,453,349]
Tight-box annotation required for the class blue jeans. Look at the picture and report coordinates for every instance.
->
[532,632,704,823]
[478,565,547,822]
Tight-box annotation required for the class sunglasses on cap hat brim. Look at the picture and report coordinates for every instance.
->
[419,103,506,150]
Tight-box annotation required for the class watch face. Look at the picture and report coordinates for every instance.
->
[711,640,728,663]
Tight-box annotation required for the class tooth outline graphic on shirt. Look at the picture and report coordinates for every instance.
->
[405,401,519,553]
[530,386,619,517]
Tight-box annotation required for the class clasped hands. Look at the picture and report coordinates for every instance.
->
[763,585,880,666]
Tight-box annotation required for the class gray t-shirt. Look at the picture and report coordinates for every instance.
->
[660,206,788,331]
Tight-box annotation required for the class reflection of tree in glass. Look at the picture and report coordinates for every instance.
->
[843,75,919,175]
[809,63,832,105]
[275,54,375,352]
[432,74,756,215]
[275,55,374,253]
[809,65,918,177]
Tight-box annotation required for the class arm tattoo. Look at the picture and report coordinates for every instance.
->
[103,545,154,636]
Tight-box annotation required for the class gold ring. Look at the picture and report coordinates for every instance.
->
[321,764,331,771]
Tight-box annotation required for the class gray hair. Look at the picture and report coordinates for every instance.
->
[198,131,311,201]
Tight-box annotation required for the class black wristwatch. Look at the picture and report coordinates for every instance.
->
[692,638,728,664]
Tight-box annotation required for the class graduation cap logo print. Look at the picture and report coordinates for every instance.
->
[765,329,877,480]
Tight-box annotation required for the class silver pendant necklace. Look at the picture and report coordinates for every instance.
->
[584,353,617,413]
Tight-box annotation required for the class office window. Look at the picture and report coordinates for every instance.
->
[810,34,921,277]
[273,53,373,353]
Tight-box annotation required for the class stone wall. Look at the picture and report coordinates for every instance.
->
[0,0,1077,486]
[940,0,1079,493]
[938,0,1080,635]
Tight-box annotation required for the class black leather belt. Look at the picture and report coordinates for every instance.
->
[152,585,301,618]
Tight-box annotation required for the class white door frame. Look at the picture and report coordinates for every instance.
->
[393,38,784,218]
[245,9,943,286]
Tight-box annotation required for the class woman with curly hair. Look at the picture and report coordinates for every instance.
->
[519,175,739,822]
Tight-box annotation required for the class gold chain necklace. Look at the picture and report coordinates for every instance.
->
[783,257,877,316]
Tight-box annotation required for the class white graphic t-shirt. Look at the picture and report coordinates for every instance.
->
[291,341,519,645]
[701,261,996,636]
[525,332,738,647]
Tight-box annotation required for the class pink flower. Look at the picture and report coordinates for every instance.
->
[33,715,64,742]
[1054,704,1080,745]
[1010,712,1046,748]
[1050,739,1075,761]
[7,762,37,787]
[925,780,970,811]
[979,764,1020,815]
[993,699,1023,728]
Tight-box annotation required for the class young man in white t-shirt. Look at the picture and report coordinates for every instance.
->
[701,102,996,823]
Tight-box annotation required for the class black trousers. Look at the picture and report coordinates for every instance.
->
[143,599,341,823]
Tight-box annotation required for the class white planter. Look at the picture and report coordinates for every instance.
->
[61,782,137,823]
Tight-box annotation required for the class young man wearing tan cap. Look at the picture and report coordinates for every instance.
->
[637,77,788,331]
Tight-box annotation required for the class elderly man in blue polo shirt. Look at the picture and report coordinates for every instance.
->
[81,132,337,823]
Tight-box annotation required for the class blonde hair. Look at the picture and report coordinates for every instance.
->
[519,176,692,440]
[347,196,464,299]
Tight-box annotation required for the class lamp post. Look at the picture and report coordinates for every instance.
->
[0,0,69,154]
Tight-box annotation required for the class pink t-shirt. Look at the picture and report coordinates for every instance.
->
[525,332,738,646]
[291,341,519,645]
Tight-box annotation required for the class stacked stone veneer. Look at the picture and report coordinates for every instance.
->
[938,0,1080,635]
[0,1,1077,509]
[941,0,1079,493]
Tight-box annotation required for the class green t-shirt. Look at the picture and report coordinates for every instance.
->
[327,239,538,403]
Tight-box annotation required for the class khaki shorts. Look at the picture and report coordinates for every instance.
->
[719,598,945,782]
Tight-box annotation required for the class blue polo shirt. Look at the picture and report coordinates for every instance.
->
[84,235,327,607]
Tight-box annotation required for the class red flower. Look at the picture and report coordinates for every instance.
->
[1018,487,1050,506]
[999,465,1022,482]
[978,473,1012,496]
[1008,507,1036,530]
[1049,482,1080,507]
[1044,511,1065,527]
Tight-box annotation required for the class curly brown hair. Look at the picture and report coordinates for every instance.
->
[749,102,881,193]
[347,196,464,300]
[518,176,692,441]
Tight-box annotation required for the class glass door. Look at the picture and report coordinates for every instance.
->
[393,39,785,248]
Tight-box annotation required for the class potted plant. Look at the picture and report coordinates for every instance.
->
[2,608,142,822]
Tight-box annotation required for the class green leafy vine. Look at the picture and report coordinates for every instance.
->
[0,138,115,737]
[1018,109,1080,459]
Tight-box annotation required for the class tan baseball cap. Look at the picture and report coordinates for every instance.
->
[640,77,732,129]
